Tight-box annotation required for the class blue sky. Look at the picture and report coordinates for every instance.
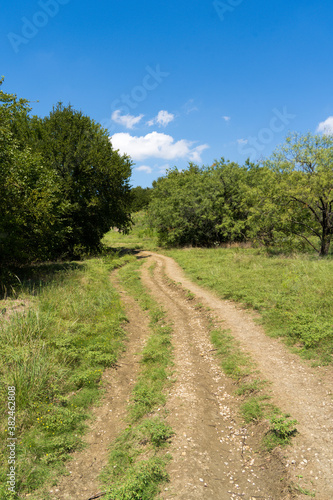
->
[2,0,333,187]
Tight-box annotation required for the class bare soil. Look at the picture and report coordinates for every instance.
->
[0,298,31,325]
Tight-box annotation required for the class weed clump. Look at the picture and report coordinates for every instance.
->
[262,415,298,450]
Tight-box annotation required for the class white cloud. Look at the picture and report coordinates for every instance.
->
[110,131,209,162]
[135,165,152,174]
[156,110,174,126]
[317,116,333,135]
[237,138,248,145]
[148,110,175,127]
[111,110,144,129]
[223,116,231,122]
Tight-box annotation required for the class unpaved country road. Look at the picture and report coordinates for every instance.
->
[49,273,151,500]
[140,251,333,500]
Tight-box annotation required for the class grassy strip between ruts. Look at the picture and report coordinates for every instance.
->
[209,325,298,451]
[165,247,333,365]
[0,253,132,500]
[163,273,298,453]
[100,259,174,500]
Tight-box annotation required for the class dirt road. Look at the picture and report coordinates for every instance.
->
[140,254,290,499]
[49,251,332,500]
[140,251,333,500]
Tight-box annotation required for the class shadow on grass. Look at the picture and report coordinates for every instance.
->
[103,246,151,260]
[1,248,151,299]
[0,261,83,299]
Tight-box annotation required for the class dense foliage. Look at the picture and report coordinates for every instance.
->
[148,161,252,247]
[33,103,133,257]
[131,186,152,212]
[0,79,57,264]
[264,133,333,256]
[148,135,333,255]
[0,80,132,264]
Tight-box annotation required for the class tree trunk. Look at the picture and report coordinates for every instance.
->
[319,232,331,256]
[319,205,332,256]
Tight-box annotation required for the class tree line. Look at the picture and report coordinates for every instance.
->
[0,78,133,265]
[1,78,332,264]
[147,134,333,256]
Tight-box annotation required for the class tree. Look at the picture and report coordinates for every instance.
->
[265,133,333,256]
[148,160,251,247]
[34,103,133,257]
[208,159,252,242]
[242,162,295,249]
[149,163,220,246]
[1,84,133,263]
[0,78,60,264]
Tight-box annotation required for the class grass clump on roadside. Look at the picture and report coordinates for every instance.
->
[101,259,174,499]
[263,415,298,450]
[166,247,333,364]
[235,379,266,396]
[293,484,316,497]
[0,254,128,499]
[102,419,173,500]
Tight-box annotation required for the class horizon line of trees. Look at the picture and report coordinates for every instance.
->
[147,133,333,256]
[1,79,332,266]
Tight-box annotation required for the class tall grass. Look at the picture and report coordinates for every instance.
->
[0,255,128,499]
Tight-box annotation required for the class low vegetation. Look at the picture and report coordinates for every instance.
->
[0,254,129,499]
[208,321,298,450]
[102,211,158,252]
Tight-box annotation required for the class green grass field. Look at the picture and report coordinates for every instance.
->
[1,210,331,498]
[102,212,158,252]
[0,246,173,499]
